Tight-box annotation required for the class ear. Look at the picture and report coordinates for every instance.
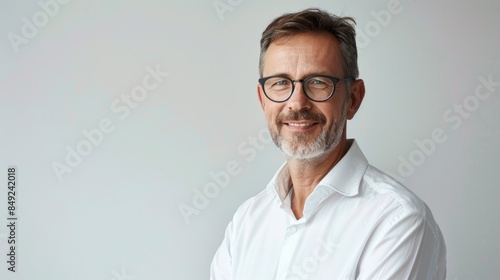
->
[257,84,266,111]
[346,79,365,120]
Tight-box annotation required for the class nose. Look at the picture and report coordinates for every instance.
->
[287,81,311,111]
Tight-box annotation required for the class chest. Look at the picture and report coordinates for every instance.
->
[230,202,384,280]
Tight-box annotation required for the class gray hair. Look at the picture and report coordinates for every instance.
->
[259,8,359,80]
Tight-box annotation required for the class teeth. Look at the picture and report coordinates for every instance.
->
[288,123,312,127]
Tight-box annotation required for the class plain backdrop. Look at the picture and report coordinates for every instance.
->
[0,0,499,279]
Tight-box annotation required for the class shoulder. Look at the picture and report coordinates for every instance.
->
[360,165,444,239]
[230,188,273,224]
[362,165,428,215]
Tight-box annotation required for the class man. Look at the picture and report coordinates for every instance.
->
[211,8,446,280]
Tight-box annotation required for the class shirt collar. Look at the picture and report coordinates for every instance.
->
[266,139,369,205]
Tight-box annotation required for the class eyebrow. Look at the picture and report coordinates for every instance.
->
[265,71,335,78]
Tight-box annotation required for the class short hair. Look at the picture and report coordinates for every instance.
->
[259,8,359,79]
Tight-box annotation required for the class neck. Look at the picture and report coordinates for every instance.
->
[288,137,350,219]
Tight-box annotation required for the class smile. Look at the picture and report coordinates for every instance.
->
[283,121,320,130]
[286,122,315,127]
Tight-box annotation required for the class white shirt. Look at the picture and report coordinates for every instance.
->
[210,140,446,280]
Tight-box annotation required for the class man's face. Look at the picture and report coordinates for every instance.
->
[258,32,359,160]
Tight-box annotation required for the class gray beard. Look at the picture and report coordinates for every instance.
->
[270,100,349,160]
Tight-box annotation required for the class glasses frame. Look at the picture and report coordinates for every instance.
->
[258,75,355,103]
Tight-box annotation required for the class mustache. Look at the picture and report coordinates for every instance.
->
[276,109,326,124]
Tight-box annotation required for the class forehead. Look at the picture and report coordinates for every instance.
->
[263,32,343,77]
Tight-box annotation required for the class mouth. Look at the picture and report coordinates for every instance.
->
[285,121,317,127]
[277,110,325,132]
[283,121,319,130]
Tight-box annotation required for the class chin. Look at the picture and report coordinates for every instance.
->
[279,138,340,160]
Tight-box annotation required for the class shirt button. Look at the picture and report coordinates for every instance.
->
[288,226,298,234]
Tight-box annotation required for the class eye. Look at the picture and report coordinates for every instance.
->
[272,79,290,87]
[265,77,292,90]
[307,77,332,89]
[311,79,326,85]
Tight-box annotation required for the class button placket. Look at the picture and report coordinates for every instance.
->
[288,225,298,235]
[276,222,303,279]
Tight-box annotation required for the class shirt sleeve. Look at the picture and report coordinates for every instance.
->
[356,209,446,280]
[210,220,233,280]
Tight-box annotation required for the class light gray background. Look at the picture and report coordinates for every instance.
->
[1,0,499,279]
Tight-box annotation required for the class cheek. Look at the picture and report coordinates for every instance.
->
[264,105,283,122]
[321,104,344,124]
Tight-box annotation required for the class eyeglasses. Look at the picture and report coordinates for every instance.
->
[258,75,354,103]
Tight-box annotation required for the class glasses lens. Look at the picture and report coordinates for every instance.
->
[305,76,334,101]
[264,77,293,102]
